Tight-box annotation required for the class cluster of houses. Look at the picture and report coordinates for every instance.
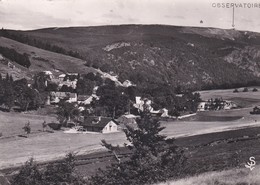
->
[197,99,238,111]
[42,71,159,134]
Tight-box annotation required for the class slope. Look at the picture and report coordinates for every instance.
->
[4,25,260,89]
[0,36,95,80]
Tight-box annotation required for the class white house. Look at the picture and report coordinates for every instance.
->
[197,101,207,111]
[50,92,77,104]
[81,117,118,133]
[58,74,66,82]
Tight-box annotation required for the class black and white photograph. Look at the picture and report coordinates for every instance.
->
[0,0,260,184]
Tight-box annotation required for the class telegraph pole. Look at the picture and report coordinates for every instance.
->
[232,6,235,28]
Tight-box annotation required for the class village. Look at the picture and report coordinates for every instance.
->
[35,70,172,134]
[24,70,240,135]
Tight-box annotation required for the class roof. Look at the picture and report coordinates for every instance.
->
[120,114,139,119]
[59,74,66,78]
[50,92,77,98]
[82,116,118,128]
[78,95,90,101]
[65,73,79,81]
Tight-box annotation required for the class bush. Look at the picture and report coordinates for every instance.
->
[233,89,239,93]
[243,87,248,92]
[253,88,258,92]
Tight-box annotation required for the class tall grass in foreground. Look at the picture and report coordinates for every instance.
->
[157,165,260,185]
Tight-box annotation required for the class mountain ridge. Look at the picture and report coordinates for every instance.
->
[1,24,260,90]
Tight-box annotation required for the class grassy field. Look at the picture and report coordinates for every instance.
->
[198,87,260,108]
[0,111,57,137]
[157,166,260,185]
[1,87,260,183]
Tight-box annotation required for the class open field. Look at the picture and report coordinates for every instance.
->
[1,88,260,182]
[0,106,260,170]
[0,111,57,137]
[198,87,260,108]
[157,165,260,185]
[2,125,260,182]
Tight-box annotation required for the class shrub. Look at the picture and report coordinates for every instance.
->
[253,88,258,92]
[233,89,239,93]
[243,87,248,92]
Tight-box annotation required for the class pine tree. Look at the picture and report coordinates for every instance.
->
[90,106,186,185]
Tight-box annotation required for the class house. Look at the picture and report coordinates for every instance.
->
[122,80,135,87]
[64,73,79,81]
[133,96,154,112]
[81,116,118,133]
[59,74,66,82]
[58,73,78,89]
[77,95,91,104]
[197,100,237,111]
[197,101,207,111]
[150,108,169,117]
[78,94,99,105]
[224,101,237,110]
[50,92,77,104]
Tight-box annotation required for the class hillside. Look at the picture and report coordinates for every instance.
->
[3,25,260,89]
[0,37,95,80]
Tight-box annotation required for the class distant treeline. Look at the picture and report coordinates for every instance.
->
[0,29,83,59]
[0,46,31,68]
[201,80,260,91]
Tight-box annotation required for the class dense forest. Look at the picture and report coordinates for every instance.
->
[0,74,44,111]
[0,46,31,68]
[0,29,83,59]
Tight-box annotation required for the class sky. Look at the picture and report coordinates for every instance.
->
[0,0,260,32]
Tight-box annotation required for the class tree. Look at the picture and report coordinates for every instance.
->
[243,87,248,92]
[57,101,80,126]
[11,158,43,185]
[43,153,85,184]
[96,82,128,118]
[76,78,95,95]
[89,108,186,185]
[11,153,85,185]
[253,88,258,92]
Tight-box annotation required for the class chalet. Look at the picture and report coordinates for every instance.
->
[81,116,118,133]
[50,92,77,104]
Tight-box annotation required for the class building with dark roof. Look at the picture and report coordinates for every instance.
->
[81,116,118,133]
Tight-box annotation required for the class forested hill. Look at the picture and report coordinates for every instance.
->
[2,25,260,91]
